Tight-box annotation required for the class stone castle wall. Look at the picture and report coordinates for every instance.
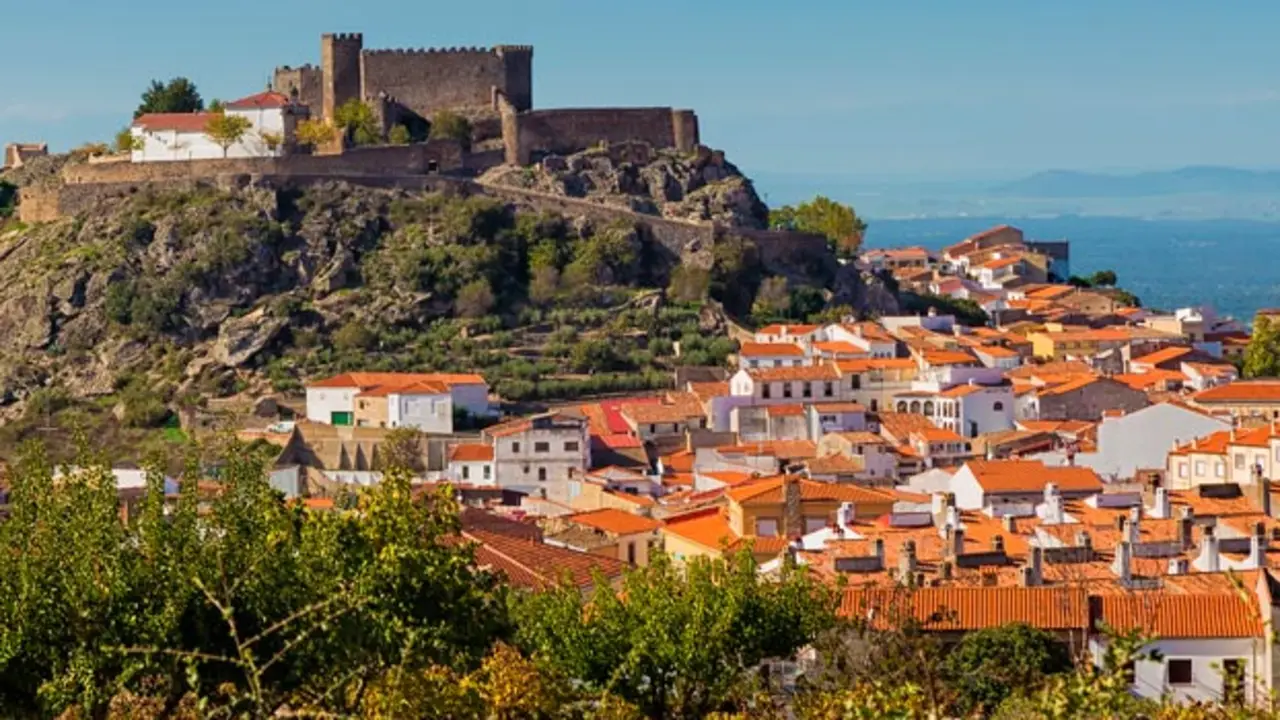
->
[61,142,464,185]
[359,46,533,120]
[505,107,700,165]
[272,65,324,112]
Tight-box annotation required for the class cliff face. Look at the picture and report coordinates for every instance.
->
[479,144,770,229]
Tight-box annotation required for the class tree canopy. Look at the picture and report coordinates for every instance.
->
[135,77,204,118]
[1245,315,1280,378]
[203,112,253,157]
[333,99,381,146]
[769,195,867,258]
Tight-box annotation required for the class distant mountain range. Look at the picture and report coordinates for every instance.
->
[995,166,1280,198]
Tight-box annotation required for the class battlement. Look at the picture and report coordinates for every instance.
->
[363,46,495,56]
[275,63,319,72]
[323,32,363,42]
[495,44,534,54]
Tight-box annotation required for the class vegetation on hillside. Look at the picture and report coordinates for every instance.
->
[769,195,867,259]
[901,291,989,326]
[134,77,204,118]
[0,180,15,219]
[1244,315,1280,378]
[0,440,1264,718]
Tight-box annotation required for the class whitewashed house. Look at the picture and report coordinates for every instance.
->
[130,91,305,162]
[305,372,493,433]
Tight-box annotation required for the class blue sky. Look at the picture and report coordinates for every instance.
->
[5,0,1280,180]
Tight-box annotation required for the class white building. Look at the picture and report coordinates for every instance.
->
[949,459,1103,510]
[130,91,305,163]
[305,372,493,433]
[446,443,496,486]
[484,412,591,502]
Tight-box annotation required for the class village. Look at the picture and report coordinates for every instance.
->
[54,219,1264,706]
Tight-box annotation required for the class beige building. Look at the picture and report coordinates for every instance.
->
[484,412,591,501]
[545,509,661,567]
[1191,381,1280,424]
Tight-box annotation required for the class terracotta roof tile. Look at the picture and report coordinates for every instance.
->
[467,529,629,589]
[1132,346,1194,367]
[309,372,486,389]
[840,586,1088,631]
[661,507,738,550]
[836,358,917,373]
[726,476,894,506]
[225,90,294,109]
[758,323,820,336]
[131,112,218,133]
[767,403,806,417]
[1093,593,1263,638]
[568,508,660,535]
[1194,380,1280,404]
[739,341,806,357]
[448,443,494,462]
[963,459,1103,494]
[747,364,841,382]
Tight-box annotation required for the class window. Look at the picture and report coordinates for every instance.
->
[755,518,779,537]
[762,384,772,399]
[1195,461,1206,476]
[909,400,921,414]
[1167,659,1193,686]
[804,516,827,533]
[750,360,759,368]
[896,401,907,412]
[1223,659,1245,705]
[627,543,637,565]
[820,415,836,424]
[923,401,935,416]
[1235,454,1246,469]
[564,441,580,452]
[650,424,657,434]
[783,384,793,398]
[1178,462,1188,479]
[870,399,878,411]
[993,401,1004,411]
[523,464,530,475]
[512,441,521,453]
[538,467,547,481]
[851,375,862,390]
[1215,461,1225,478]
[461,466,470,480]
[534,442,550,453]
[483,465,491,480]
[823,381,834,397]
[1275,446,1280,462]
[802,382,812,398]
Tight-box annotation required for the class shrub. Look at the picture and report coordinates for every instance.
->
[455,279,496,319]
[333,320,377,351]
[429,110,472,149]
[0,181,15,219]
[388,124,412,146]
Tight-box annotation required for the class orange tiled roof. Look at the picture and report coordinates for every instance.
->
[805,455,866,474]
[1132,346,1194,367]
[981,255,1023,270]
[467,529,629,589]
[716,440,818,459]
[827,431,888,445]
[921,349,979,366]
[812,341,865,355]
[621,402,703,424]
[758,323,820,336]
[963,459,1103,494]
[1037,376,1101,396]
[358,380,449,397]
[687,381,731,401]
[1169,430,1233,456]
[449,443,494,462]
[661,449,696,474]
[1111,370,1183,391]
[767,403,806,417]
[726,476,894,506]
[975,345,1020,358]
[131,112,218,132]
[1093,594,1264,638]
[739,341,806,357]
[225,90,294,109]
[747,364,841,382]
[1193,380,1280,404]
[939,383,990,398]
[811,401,867,413]
[840,586,1088,631]
[836,358,917,373]
[661,507,737,550]
[569,508,661,535]
[913,427,965,443]
[877,412,938,439]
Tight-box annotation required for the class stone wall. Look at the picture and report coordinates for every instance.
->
[508,108,699,164]
[360,45,533,120]
[321,33,364,123]
[272,65,324,112]
[61,143,463,185]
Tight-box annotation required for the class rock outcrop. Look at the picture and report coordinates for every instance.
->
[480,143,770,229]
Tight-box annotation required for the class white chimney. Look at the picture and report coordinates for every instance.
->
[1167,557,1189,575]
[1247,521,1268,569]
[1112,540,1132,584]
[1150,487,1171,519]
[837,502,856,534]
[1043,483,1065,525]
[1194,525,1221,572]
[931,492,947,515]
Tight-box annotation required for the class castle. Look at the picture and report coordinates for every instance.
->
[271,33,699,165]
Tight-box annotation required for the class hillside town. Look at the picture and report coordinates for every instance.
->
[66,220,1263,707]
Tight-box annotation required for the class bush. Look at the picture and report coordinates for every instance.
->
[569,338,629,373]
[333,320,377,351]
[0,181,17,219]
[429,110,472,149]
[388,124,412,146]
[455,279,496,319]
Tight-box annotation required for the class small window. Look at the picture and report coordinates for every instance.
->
[783,384,793,399]
[649,424,657,434]
[1215,461,1225,478]
[523,464,530,475]
[1167,659,1193,686]
[870,399,878,411]
[1235,454,1246,469]
[461,466,470,480]
[627,543,637,565]
[1195,461,1206,476]
[993,401,1004,411]
[823,381,834,397]
[851,376,861,390]
[538,467,547,481]
[1178,462,1188,478]
[762,385,772,399]
[755,518,779,537]
[802,382,812,398]
[564,441,580,452]
[483,465,491,480]
[534,442,550,453]
[512,441,521,453]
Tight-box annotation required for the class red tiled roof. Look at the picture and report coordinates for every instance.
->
[1194,381,1280,404]
[449,443,494,462]
[131,112,218,133]
[840,586,1088,631]
[716,440,818,459]
[598,397,660,433]
[739,341,806,357]
[921,350,979,366]
[1131,346,1194,367]
[963,459,1103,494]
[767,403,805,417]
[836,358,917,373]
[1093,594,1264,638]
[747,364,841,382]
[810,402,867,413]
[758,323,820,336]
[661,507,737,550]
[225,90,294,109]
[309,372,486,389]
[726,476,894,506]
[467,529,629,589]
[569,508,660,535]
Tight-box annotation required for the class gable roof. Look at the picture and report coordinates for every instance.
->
[1092,594,1264,638]
[1193,380,1280,404]
[841,586,1088,631]
[309,372,486,389]
[1131,345,1194,367]
[225,90,294,109]
[466,529,629,590]
[725,476,894,506]
[739,341,806,357]
[568,508,661,535]
[962,459,1103,494]
[448,443,494,462]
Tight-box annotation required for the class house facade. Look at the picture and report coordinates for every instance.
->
[130,91,305,162]
[485,412,591,501]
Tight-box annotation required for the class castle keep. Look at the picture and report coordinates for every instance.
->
[273,34,534,125]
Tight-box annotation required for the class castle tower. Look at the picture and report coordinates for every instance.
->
[495,45,534,112]
[321,33,364,123]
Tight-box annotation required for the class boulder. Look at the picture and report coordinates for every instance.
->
[214,308,285,367]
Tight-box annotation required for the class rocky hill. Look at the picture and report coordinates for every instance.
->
[480,144,770,229]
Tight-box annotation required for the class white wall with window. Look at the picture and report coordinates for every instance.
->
[1090,637,1266,705]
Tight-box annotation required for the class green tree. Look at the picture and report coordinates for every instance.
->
[0,180,16,219]
[333,320,377,351]
[1244,316,1280,378]
[295,118,338,150]
[259,131,284,153]
[204,112,253,158]
[455,278,496,319]
[429,110,473,150]
[114,128,143,154]
[529,265,560,307]
[334,99,381,146]
[207,98,225,112]
[513,551,836,719]
[789,284,827,320]
[1088,269,1118,287]
[667,265,711,304]
[770,195,867,258]
[388,124,412,146]
[943,623,1072,715]
[569,338,627,373]
[135,77,204,118]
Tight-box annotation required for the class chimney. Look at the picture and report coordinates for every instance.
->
[873,538,886,566]
[1076,530,1092,555]
[1127,507,1141,545]
[1151,487,1171,519]
[1168,557,1189,575]
[1194,524,1221,572]
[1112,540,1132,584]
[1019,565,1038,587]
[1044,483,1065,524]
[1178,514,1195,551]
[1263,475,1273,518]
[1002,514,1016,533]
[837,501,856,534]
[938,559,953,581]
[952,526,966,558]
[1030,545,1043,584]
[992,534,1005,554]
[782,475,802,537]
[898,540,918,580]
[1248,521,1268,569]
